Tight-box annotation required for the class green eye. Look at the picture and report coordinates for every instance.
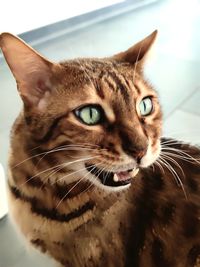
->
[139,97,153,116]
[75,105,102,125]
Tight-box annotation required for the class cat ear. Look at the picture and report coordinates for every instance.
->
[113,30,158,67]
[0,32,60,110]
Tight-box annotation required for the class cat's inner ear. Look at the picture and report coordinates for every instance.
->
[113,30,158,66]
[0,33,59,110]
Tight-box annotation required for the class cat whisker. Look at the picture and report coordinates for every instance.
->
[38,163,101,224]
[13,145,104,169]
[77,165,103,195]
[158,156,188,199]
[20,163,67,187]
[161,146,200,165]
[51,161,101,185]
[20,156,99,187]
[151,164,155,172]
[49,143,102,149]
[158,157,180,185]
[36,153,98,182]
[102,162,119,185]
[161,143,195,155]
[81,161,117,195]
[154,159,165,174]
[33,142,96,153]
[34,146,102,169]
[42,163,87,185]
[38,162,71,190]
[161,139,184,146]
[37,154,90,180]
[55,162,102,209]
[55,176,86,209]
[103,167,112,185]
[81,162,119,195]
[96,165,109,186]
[160,152,185,178]
[161,150,198,165]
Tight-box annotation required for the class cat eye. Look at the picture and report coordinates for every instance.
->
[139,97,153,116]
[74,105,102,125]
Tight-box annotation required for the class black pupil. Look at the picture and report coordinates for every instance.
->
[89,108,93,119]
[143,100,146,111]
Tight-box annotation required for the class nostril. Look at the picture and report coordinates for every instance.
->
[138,150,146,159]
[135,150,146,163]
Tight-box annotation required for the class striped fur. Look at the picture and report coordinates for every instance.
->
[1,31,200,267]
[7,141,200,267]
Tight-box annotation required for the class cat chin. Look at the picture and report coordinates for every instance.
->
[96,182,131,192]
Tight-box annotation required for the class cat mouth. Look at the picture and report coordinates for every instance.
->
[85,164,139,187]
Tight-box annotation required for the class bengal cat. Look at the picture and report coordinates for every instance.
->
[1,31,200,267]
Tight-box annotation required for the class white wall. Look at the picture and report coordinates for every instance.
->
[0,0,124,35]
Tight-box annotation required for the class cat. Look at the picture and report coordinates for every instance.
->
[1,30,200,267]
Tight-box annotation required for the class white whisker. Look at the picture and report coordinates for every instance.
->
[52,161,101,185]
[20,156,99,187]
[154,159,165,174]
[160,153,185,178]
[55,162,102,208]
[13,143,105,168]
[161,146,200,165]
[158,156,187,199]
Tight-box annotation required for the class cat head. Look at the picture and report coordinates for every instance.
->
[0,31,162,190]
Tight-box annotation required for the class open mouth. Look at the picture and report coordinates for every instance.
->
[85,164,138,187]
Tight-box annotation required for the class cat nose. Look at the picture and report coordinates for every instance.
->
[135,150,146,163]
[122,142,147,163]
[127,148,146,163]
[119,129,148,163]
[123,145,147,164]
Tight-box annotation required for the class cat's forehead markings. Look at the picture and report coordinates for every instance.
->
[133,82,141,95]
[88,83,116,123]
[134,80,154,96]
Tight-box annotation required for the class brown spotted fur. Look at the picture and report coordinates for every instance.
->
[1,31,200,267]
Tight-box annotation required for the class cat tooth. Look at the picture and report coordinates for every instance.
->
[113,174,119,182]
[131,168,139,177]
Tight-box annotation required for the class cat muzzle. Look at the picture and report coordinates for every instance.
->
[85,164,139,187]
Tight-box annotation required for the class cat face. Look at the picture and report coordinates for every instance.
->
[0,31,162,191]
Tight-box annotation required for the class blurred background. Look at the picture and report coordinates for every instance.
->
[0,0,200,266]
